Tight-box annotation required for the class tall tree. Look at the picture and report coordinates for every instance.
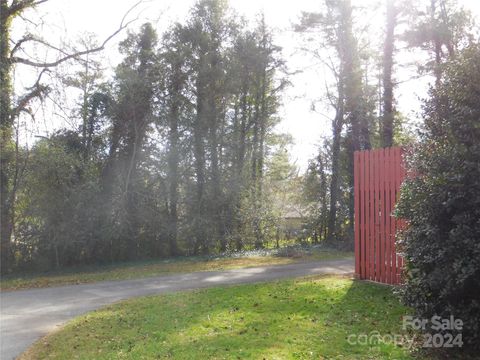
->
[403,0,473,84]
[104,23,158,259]
[296,0,369,242]
[157,24,192,256]
[183,0,231,253]
[249,16,285,248]
[340,0,370,236]
[1,0,134,273]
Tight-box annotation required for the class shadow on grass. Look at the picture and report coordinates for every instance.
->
[21,275,413,360]
[325,280,414,359]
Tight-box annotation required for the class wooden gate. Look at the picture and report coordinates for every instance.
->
[354,147,405,285]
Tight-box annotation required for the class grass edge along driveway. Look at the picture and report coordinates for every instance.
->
[1,247,352,291]
[19,275,414,360]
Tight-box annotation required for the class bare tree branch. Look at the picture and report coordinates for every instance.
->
[10,34,71,58]
[17,12,40,26]
[10,0,143,68]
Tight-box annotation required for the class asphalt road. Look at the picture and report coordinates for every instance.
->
[0,258,353,359]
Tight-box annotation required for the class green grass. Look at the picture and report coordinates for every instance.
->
[1,247,353,291]
[20,275,414,360]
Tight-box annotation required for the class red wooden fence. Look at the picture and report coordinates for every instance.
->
[354,147,405,285]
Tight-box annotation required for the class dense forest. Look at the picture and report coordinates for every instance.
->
[1,0,478,274]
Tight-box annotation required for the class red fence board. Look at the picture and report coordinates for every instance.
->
[369,150,374,280]
[354,151,360,277]
[354,147,405,285]
[379,149,385,283]
[360,151,366,279]
[385,147,392,284]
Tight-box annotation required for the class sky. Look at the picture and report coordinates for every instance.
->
[12,0,480,172]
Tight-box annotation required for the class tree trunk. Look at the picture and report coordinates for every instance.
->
[167,121,180,256]
[233,91,248,250]
[1,4,13,273]
[326,111,343,243]
[382,0,396,148]
[251,94,262,249]
[193,76,207,254]
[166,65,182,256]
[255,65,268,249]
[124,127,141,260]
[319,156,328,242]
[209,100,223,250]
[81,58,89,161]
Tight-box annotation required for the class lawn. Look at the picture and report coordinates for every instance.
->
[19,275,414,360]
[1,246,353,291]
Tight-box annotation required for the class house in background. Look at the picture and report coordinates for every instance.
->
[279,206,309,240]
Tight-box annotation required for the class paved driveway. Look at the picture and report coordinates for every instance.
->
[0,258,353,359]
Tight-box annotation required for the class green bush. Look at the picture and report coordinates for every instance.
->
[396,44,480,349]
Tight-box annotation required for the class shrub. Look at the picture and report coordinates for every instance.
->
[396,44,480,349]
